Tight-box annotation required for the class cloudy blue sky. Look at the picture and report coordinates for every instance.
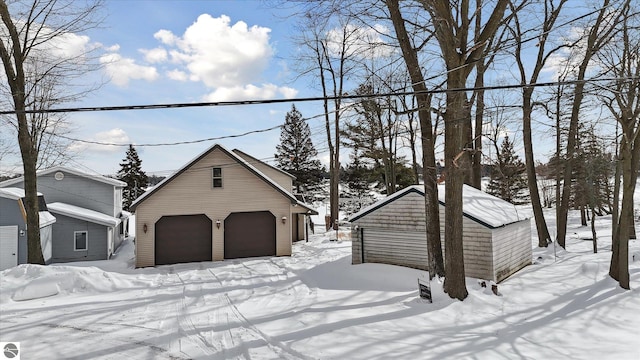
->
[3,0,610,177]
[26,0,330,176]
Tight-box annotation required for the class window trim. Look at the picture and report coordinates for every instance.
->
[212,167,223,188]
[74,231,88,251]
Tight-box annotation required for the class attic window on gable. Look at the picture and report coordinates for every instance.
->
[212,167,223,188]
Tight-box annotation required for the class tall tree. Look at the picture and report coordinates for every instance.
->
[385,0,445,281]
[0,0,103,264]
[343,82,400,195]
[419,0,509,300]
[486,135,529,204]
[275,105,324,193]
[597,0,639,289]
[556,0,627,248]
[294,12,360,230]
[117,145,148,211]
[508,0,566,248]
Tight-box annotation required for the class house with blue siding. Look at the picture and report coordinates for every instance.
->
[0,188,56,270]
[0,166,128,263]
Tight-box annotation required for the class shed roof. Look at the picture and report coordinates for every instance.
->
[48,202,120,227]
[0,187,44,200]
[0,166,126,188]
[0,187,56,228]
[349,184,529,229]
[130,143,314,213]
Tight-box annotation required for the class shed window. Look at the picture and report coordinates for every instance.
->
[212,167,223,188]
[74,231,88,251]
[19,195,48,211]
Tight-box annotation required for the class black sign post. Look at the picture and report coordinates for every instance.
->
[418,278,432,303]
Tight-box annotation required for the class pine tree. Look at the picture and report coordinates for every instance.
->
[487,135,529,204]
[117,145,148,211]
[275,105,324,193]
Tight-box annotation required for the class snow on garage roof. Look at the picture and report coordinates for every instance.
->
[349,184,529,229]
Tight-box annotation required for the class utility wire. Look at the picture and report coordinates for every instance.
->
[32,77,636,148]
[1,77,635,116]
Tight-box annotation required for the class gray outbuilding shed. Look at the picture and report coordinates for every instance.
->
[348,184,532,283]
[0,188,56,270]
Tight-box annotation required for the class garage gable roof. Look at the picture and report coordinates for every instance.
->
[348,184,529,229]
[232,149,296,179]
[130,144,298,211]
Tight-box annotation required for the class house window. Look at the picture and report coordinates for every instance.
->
[212,167,223,188]
[74,231,88,251]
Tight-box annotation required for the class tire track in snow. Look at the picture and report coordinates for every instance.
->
[174,271,218,357]
[41,322,187,360]
[207,268,317,360]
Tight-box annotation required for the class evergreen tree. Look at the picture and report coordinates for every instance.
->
[275,105,324,193]
[487,135,529,204]
[117,145,148,211]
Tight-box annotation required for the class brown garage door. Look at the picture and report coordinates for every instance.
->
[224,211,276,259]
[155,214,212,265]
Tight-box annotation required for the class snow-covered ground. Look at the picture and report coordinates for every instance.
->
[1,208,639,359]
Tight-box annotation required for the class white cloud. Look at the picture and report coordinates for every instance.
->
[140,47,168,63]
[203,84,297,102]
[167,69,188,81]
[154,29,178,45]
[41,31,92,59]
[100,53,159,87]
[157,14,273,88]
[68,128,131,153]
[104,44,121,52]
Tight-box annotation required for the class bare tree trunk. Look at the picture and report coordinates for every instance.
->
[385,0,444,279]
[423,0,507,300]
[509,0,564,248]
[332,106,340,230]
[590,209,597,254]
[0,1,44,264]
[523,90,552,247]
[557,0,620,248]
[443,73,471,300]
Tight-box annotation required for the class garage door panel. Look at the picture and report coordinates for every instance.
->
[224,211,275,259]
[155,214,212,265]
[362,228,429,270]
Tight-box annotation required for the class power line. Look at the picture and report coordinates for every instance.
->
[50,124,283,147]
[2,77,636,116]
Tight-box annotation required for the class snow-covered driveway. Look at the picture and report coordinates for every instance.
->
[1,226,639,359]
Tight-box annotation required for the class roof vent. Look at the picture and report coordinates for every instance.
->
[54,172,64,181]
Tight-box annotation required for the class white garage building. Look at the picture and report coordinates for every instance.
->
[348,185,532,283]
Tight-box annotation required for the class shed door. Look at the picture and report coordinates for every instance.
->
[224,211,276,259]
[361,228,429,270]
[155,214,212,265]
[0,226,18,271]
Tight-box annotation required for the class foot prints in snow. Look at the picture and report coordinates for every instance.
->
[1,211,639,359]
